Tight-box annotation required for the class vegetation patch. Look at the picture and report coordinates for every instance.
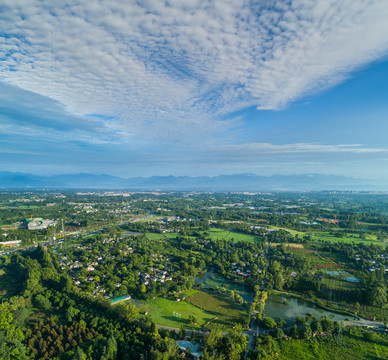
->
[312,231,382,244]
[206,228,260,243]
[138,296,214,329]
[145,232,165,241]
[277,332,388,360]
[185,290,248,328]
[320,277,357,291]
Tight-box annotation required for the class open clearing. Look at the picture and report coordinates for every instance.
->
[271,243,304,249]
[145,232,165,241]
[268,226,306,236]
[205,228,261,243]
[134,295,215,330]
[133,290,248,330]
[312,231,383,245]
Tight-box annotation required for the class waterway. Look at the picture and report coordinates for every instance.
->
[196,269,359,325]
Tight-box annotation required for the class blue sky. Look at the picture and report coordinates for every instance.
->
[1,0,388,179]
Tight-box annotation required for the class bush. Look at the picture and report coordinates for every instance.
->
[259,317,277,329]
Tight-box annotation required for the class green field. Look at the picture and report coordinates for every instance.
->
[145,232,181,241]
[206,228,260,243]
[312,231,382,244]
[282,245,342,270]
[145,232,166,241]
[134,294,215,329]
[268,225,306,236]
[185,291,248,328]
[164,232,180,239]
[132,289,248,330]
[16,205,41,210]
[277,332,388,360]
[320,277,357,291]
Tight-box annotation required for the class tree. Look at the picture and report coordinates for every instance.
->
[59,275,73,292]
[66,306,80,322]
[114,302,138,321]
[291,324,299,339]
[34,294,52,311]
[140,284,146,293]
[320,318,333,333]
[311,320,322,333]
[101,336,117,360]
[301,325,312,340]
[178,324,186,338]
[73,347,87,360]
[352,301,360,315]
[151,321,159,336]
[259,317,277,329]
[274,273,284,290]
[275,327,284,339]
[369,286,387,308]
[188,314,197,325]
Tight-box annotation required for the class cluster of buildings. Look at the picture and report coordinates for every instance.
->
[231,263,252,277]
[316,218,340,224]
[0,240,22,248]
[354,251,388,272]
[139,256,173,286]
[23,217,58,230]
[138,269,173,286]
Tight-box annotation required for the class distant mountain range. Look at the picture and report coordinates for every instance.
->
[0,171,386,191]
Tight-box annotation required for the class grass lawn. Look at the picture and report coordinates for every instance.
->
[206,228,260,243]
[185,290,248,329]
[133,289,247,330]
[134,295,215,329]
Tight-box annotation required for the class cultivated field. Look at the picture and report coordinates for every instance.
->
[312,231,382,244]
[185,290,248,328]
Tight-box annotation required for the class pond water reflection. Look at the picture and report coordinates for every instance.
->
[265,293,357,324]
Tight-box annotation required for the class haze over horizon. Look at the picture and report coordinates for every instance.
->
[1,1,388,180]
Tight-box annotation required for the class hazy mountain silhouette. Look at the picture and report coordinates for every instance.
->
[0,171,385,191]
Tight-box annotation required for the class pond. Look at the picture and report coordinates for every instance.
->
[195,268,253,302]
[265,293,357,324]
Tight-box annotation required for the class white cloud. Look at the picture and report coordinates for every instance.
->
[0,0,388,139]
[221,142,388,154]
